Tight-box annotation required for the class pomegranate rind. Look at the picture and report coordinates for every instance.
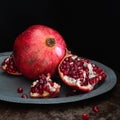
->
[58,54,107,92]
[0,54,22,75]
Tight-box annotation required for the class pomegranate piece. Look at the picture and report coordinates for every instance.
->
[17,87,23,93]
[58,54,107,92]
[30,73,61,98]
[13,25,67,80]
[0,54,22,75]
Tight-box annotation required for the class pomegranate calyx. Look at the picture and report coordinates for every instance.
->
[46,38,56,47]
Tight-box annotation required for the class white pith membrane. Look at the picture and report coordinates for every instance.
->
[30,74,61,98]
[58,54,106,92]
[0,54,22,75]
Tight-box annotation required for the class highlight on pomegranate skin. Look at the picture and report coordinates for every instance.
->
[13,24,67,80]
[58,53,107,92]
[0,54,22,75]
[30,73,61,98]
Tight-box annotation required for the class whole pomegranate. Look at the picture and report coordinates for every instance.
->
[13,25,67,80]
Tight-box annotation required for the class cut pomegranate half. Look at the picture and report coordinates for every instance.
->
[0,54,22,75]
[58,54,107,92]
[30,73,61,98]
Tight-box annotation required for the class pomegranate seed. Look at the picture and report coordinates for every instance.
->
[17,87,23,93]
[31,87,35,93]
[81,113,89,120]
[92,105,99,113]
[21,94,28,99]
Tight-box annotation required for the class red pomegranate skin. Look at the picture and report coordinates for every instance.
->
[13,25,67,80]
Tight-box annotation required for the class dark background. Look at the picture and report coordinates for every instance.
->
[0,0,119,71]
[104,0,120,16]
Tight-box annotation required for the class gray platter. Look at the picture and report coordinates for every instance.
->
[0,52,117,104]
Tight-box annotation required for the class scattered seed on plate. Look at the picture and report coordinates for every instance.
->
[17,87,23,93]
[21,94,28,99]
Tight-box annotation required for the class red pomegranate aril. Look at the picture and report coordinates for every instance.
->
[64,70,69,75]
[37,89,43,94]
[81,81,88,86]
[81,113,89,120]
[92,105,99,113]
[103,73,107,79]
[21,94,28,99]
[38,79,44,85]
[68,57,73,62]
[17,87,23,93]
[31,87,39,93]
[31,87,35,93]
[43,85,50,92]
[39,74,47,80]
[89,77,99,85]
[35,82,41,88]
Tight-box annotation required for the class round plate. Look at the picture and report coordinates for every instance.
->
[0,52,117,104]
